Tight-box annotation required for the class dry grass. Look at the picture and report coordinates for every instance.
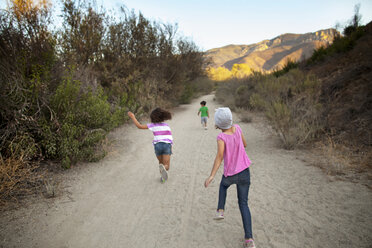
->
[0,154,44,207]
[314,135,372,178]
[43,179,58,198]
[236,108,253,123]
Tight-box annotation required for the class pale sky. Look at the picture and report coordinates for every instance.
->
[2,0,372,51]
[100,0,372,51]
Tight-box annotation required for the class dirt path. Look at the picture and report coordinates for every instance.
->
[1,94,371,248]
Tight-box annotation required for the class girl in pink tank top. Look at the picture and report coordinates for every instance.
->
[204,107,255,248]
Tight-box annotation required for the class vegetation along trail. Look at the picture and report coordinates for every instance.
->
[1,94,371,248]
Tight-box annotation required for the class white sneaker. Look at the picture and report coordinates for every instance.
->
[159,164,168,181]
[213,210,224,220]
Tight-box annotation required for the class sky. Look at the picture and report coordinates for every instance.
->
[97,0,372,50]
[2,0,372,51]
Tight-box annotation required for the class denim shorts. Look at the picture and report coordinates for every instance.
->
[201,116,208,124]
[154,142,172,156]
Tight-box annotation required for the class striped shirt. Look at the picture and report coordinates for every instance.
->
[147,123,173,145]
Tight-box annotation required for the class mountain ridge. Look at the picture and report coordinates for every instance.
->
[205,28,340,72]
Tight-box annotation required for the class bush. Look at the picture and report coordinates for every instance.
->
[216,69,323,149]
[179,77,215,104]
[262,71,323,148]
[179,84,195,104]
[49,74,115,168]
[249,93,266,110]
[307,26,366,64]
[266,101,293,147]
[273,59,299,77]
[0,0,206,205]
[215,80,240,110]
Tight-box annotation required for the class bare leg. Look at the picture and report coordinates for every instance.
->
[161,155,171,170]
[156,155,170,170]
[156,155,162,164]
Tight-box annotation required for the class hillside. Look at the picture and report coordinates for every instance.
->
[306,22,372,154]
[205,29,339,72]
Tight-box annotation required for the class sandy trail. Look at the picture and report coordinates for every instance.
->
[1,94,371,248]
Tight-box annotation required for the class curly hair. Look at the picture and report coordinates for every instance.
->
[150,108,172,123]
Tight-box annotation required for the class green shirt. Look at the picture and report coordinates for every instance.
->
[199,106,209,117]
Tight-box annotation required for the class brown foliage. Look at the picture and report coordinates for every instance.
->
[0,154,43,206]
[307,21,372,157]
[0,0,208,206]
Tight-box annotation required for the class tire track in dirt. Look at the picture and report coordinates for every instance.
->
[176,125,208,248]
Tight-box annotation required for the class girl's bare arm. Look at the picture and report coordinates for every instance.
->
[204,139,225,187]
[241,132,247,148]
[127,112,148,129]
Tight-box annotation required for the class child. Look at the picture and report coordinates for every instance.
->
[197,101,209,130]
[127,108,173,183]
[204,107,255,248]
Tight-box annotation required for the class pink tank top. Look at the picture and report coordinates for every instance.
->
[217,124,251,177]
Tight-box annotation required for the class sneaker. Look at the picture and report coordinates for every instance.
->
[160,177,166,183]
[159,164,168,181]
[213,210,224,220]
[243,239,256,248]
[204,127,208,130]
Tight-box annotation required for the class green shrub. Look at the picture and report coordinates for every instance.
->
[8,132,39,160]
[308,25,366,65]
[49,74,115,168]
[76,88,111,130]
[215,80,240,109]
[249,93,266,111]
[236,85,249,95]
[40,121,58,159]
[80,128,107,162]
[179,84,195,104]
[308,46,327,63]
[273,59,299,77]
[178,77,215,104]
[110,107,128,128]
[234,85,252,108]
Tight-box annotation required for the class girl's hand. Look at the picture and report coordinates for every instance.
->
[204,176,214,188]
[127,111,148,129]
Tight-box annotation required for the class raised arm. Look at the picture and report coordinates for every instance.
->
[127,112,148,129]
[204,139,225,187]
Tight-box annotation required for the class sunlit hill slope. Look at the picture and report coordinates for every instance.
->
[205,29,339,72]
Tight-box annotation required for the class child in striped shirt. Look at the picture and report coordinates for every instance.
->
[128,108,173,183]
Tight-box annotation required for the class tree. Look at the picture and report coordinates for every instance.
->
[343,3,362,36]
[0,0,55,158]
[231,64,252,78]
[59,0,105,66]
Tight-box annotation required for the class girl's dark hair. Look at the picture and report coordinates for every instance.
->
[150,108,172,123]
[200,101,206,105]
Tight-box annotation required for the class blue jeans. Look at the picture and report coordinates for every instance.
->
[217,168,253,239]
